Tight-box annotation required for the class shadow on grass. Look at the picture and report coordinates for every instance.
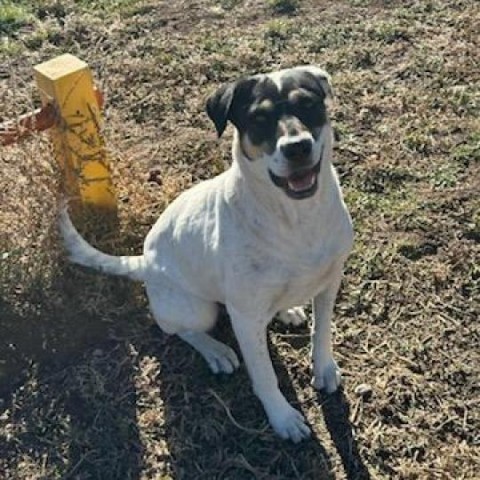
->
[319,388,371,480]
[61,338,143,479]
[141,312,335,480]
[1,280,368,479]
[0,274,144,479]
[270,318,371,479]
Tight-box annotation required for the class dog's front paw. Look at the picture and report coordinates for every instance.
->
[278,307,308,327]
[312,358,341,393]
[268,403,311,443]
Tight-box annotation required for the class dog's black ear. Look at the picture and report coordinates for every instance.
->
[206,83,236,137]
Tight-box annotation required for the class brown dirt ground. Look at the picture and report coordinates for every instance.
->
[0,0,479,478]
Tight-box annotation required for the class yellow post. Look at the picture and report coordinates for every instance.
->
[34,54,117,216]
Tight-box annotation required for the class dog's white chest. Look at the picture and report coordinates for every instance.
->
[229,215,352,316]
[278,269,332,311]
[268,249,345,312]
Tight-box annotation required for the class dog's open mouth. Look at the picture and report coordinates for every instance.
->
[269,160,321,199]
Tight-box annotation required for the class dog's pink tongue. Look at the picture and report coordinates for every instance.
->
[288,171,315,192]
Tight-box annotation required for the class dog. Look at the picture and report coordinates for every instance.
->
[59,66,354,443]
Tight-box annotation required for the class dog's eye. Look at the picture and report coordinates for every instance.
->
[290,96,324,126]
[299,98,318,110]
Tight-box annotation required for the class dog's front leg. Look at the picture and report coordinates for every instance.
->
[311,268,343,393]
[229,309,311,442]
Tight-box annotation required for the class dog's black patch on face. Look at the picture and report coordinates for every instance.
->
[279,71,328,133]
[237,71,329,156]
[206,69,330,148]
[230,77,281,150]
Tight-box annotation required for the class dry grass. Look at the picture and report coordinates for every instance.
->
[1,0,479,478]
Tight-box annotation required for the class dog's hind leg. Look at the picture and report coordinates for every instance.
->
[146,283,239,374]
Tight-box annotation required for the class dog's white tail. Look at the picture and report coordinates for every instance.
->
[58,208,145,281]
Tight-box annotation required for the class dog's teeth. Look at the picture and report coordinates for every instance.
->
[288,174,315,192]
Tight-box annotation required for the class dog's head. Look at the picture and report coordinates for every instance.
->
[206,66,333,200]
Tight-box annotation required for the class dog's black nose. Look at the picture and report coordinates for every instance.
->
[281,139,313,160]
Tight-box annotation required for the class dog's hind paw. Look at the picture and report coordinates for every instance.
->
[180,331,240,375]
[204,341,240,375]
[278,307,308,326]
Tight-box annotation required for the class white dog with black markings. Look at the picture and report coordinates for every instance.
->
[60,66,354,443]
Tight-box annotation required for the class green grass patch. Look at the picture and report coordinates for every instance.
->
[72,0,141,15]
[453,132,480,165]
[306,24,358,52]
[429,162,462,189]
[403,129,435,155]
[367,20,410,43]
[264,19,295,49]
[344,187,419,234]
[0,36,24,56]
[0,2,32,36]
